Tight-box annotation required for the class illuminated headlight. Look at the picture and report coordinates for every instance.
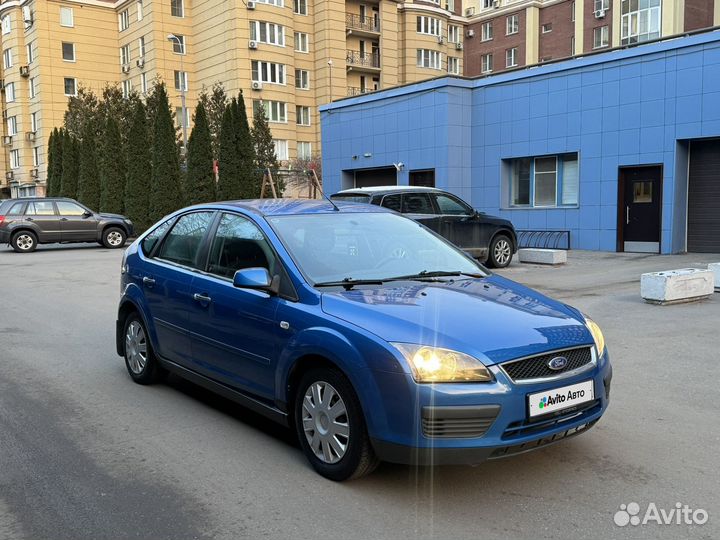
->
[584,316,606,356]
[391,343,493,383]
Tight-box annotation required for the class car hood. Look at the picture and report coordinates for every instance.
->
[99,213,128,220]
[320,274,592,365]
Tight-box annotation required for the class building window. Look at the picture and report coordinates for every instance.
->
[481,53,493,73]
[2,49,12,69]
[62,42,75,62]
[621,0,660,45]
[256,0,284,6]
[27,42,34,63]
[571,1,575,21]
[253,99,287,123]
[1,15,11,34]
[294,0,307,15]
[294,31,308,52]
[506,14,519,35]
[448,25,460,44]
[137,0,143,21]
[506,47,518,67]
[10,149,20,170]
[119,9,130,31]
[140,72,148,94]
[594,0,609,11]
[33,147,40,167]
[31,112,38,132]
[542,23,552,33]
[171,0,184,17]
[297,142,312,160]
[7,116,17,136]
[250,22,285,46]
[171,34,186,54]
[60,7,73,27]
[251,60,286,84]
[63,78,76,96]
[507,153,578,207]
[296,105,310,126]
[571,35,576,53]
[138,36,146,57]
[417,16,441,36]
[122,79,132,98]
[29,77,37,98]
[174,71,188,91]
[417,49,442,69]
[482,0,493,7]
[593,25,609,48]
[446,0,455,12]
[447,56,460,74]
[295,69,309,89]
[120,44,130,65]
[481,21,493,41]
[273,139,288,161]
[175,107,190,129]
[5,82,15,102]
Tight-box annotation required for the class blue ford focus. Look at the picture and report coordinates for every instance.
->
[116,200,612,480]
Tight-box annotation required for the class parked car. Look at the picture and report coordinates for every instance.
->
[116,199,611,481]
[0,197,133,253]
[330,186,517,268]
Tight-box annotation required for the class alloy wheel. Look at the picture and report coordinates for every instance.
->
[302,381,350,464]
[494,239,512,266]
[125,320,148,374]
[107,231,124,247]
[16,234,34,251]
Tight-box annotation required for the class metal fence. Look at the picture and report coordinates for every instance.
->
[517,230,571,250]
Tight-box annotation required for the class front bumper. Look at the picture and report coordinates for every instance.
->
[368,349,612,466]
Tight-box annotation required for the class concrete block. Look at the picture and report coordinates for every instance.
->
[640,268,714,305]
[518,248,567,265]
[708,263,720,290]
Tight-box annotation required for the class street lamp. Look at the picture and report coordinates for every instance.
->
[167,33,188,155]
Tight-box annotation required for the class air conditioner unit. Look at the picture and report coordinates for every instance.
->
[5,171,13,181]
[455,42,463,50]
[121,64,131,74]
[137,57,145,68]
[437,36,445,44]
[25,131,36,141]
[249,40,258,49]
[246,0,256,8]
[22,6,33,26]
[19,65,30,77]
[30,168,38,179]
[3,136,12,146]
[251,81,263,90]
[594,9,605,18]
[493,0,500,7]
[466,29,475,37]
[464,7,475,16]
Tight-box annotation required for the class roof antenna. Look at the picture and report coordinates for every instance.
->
[307,169,340,211]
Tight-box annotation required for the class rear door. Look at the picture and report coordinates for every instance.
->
[56,201,98,242]
[24,201,62,242]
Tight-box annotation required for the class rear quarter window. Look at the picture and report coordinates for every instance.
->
[141,218,174,256]
[6,202,26,215]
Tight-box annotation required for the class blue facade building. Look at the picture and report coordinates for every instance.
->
[320,31,720,254]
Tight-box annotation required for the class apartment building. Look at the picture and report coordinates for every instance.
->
[463,0,720,76]
[0,0,467,198]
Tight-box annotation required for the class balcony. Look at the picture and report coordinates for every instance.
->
[347,87,376,97]
[346,13,380,38]
[346,50,381,73]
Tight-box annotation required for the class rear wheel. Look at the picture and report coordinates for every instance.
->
[103,227,127,249]
[123,313,166,385]
[11,231,37,253]
[294,368,379,481]
[488,234,513,268]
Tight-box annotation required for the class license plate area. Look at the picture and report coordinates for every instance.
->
[527,380,594,420]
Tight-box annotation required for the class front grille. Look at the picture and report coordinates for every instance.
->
[501,347,593,382]
[422,405,499,438]
[489,420,598,459]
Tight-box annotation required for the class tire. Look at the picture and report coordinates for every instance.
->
[11,230,38,253]
[487,234,513,268]
[123,312,166,385]
[102,227,127,249]
[294,368,379,481]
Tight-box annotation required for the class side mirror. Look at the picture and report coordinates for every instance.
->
[232,267,279,295]
[82,210,93,218]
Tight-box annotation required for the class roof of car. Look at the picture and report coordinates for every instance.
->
[203,198,393,217]
[334,185,444,195]
[1,197,76,203]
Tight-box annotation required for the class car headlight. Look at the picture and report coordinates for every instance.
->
[391,343,493,383]
[584,316,605,356]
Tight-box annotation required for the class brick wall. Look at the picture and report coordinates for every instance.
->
[464,9,526,76]
[684,0,715,31]
[539,1,575,61]
[583,0,612,52]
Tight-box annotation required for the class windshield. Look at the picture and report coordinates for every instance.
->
[268,212,487,284]
[329,194,372,204]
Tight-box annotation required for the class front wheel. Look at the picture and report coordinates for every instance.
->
[123,313,166,385]
[102,227,127,249]
[294,368,379,481]
[488,234,513,268]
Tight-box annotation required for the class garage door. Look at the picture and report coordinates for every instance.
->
[688,139,720,252]
[353,167,397,188]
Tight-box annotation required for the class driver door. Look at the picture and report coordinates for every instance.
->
[430,193,484,252]
[56,201,98,242]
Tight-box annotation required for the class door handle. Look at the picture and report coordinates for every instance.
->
[626,206,630,225]
[60,217,68,221]
[142,276,156,287]
[24,217,33,222]
[193,293,212,304]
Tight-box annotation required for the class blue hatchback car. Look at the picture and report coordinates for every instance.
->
[116,199,612,480]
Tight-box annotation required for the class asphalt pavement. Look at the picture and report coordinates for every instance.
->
[0,244,718,540]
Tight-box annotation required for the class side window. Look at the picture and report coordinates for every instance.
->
[141,218,174,255]
[380,194,401,212]
[27,201,56,215]
[434,194,472,215]
[207,213,276,278]
[156,212,214,268]
[56,201,86,216]
[7,202,25,215]
[401,193,435,214]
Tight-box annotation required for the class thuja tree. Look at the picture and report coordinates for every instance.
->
[124,100,152,231]
[184,101,216,205]
[99,116,126,214]
[77,125,101,210]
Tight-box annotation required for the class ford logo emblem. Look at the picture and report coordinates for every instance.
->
[547,356,568,371]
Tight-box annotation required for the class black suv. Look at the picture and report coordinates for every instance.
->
[331,187,517,267]
[0,197,134,253]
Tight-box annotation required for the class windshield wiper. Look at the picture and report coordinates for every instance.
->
[314,277,386,290]
[385,270,485,281]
